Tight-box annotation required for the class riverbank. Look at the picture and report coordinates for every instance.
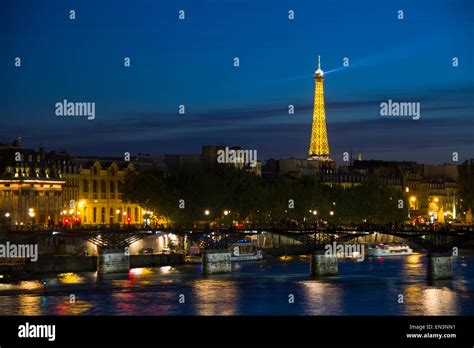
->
[8,253,185,275]
[262,243,474,258]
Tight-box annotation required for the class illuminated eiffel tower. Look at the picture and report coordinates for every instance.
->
[308,56,331,161]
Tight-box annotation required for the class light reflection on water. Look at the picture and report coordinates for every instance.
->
[18,295,42,316]
[0,280,43,292]
[400,254,465,316]
[192,279,239,315]
[0,252,473,316]
[402,253,424,275]
[298,281,343,315]
[421,287,458,315]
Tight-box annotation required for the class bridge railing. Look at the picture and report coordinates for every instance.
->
[0,223,149,233]
[0,223,472,234]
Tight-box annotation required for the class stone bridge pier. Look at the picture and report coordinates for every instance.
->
[97,248,130,274]
[310,251,338,277]
[202,250,231,275]
[427,252,452,280]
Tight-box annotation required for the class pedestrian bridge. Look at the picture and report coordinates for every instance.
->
[2,223,473,279]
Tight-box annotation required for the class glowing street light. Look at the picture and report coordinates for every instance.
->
[204,210,210,216]
[313,210,318,215]
[329,211,334,216]
[223,210,229,216]
[5,212,10,218]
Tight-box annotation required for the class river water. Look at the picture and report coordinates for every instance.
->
[1,252,473,315]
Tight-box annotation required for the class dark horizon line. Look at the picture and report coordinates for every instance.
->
[3,137,470,167]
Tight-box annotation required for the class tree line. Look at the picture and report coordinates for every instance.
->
[122,164,406,225]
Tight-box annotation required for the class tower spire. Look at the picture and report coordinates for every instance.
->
[308,55,331,161]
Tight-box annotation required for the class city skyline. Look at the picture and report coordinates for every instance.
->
[1,0,473,164]
[2,2,474,343]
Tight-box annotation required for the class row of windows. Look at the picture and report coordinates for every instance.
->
[92,166,117,176]
[65,178,80,186]
[0,191,61,197]
[87,206,140,223]
[321,176,367,183]
[383,178,401,185]
[83,180,123,193]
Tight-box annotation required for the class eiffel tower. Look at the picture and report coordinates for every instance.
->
[308,56,331,161]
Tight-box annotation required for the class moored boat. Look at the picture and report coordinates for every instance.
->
[368,243,413,257]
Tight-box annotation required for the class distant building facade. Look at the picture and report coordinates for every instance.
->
[263,156,462,222]
[0,138,65,225]
[165,145,262,176]
[0,139,164,226]
[61,158,144,225]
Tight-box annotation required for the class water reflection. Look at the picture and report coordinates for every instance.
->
[192,279,238,315]
[113,292,140,315]
[401,253,424,276]
[298,281,343,315]
[54,297,93,315]
[129,268,153,276]
[13,293,93,315]
[18,294,42,315]
[0,280,43,292]
[401,254,459,315]
[421,287,458,315]
[0,253,473,316]
[57,273,86,284]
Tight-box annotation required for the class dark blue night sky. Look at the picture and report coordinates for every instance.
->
[1,0,473,163]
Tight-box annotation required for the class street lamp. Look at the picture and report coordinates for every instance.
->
[4,212,11,226]
[27,208,35,225]
[204,210,210,216]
